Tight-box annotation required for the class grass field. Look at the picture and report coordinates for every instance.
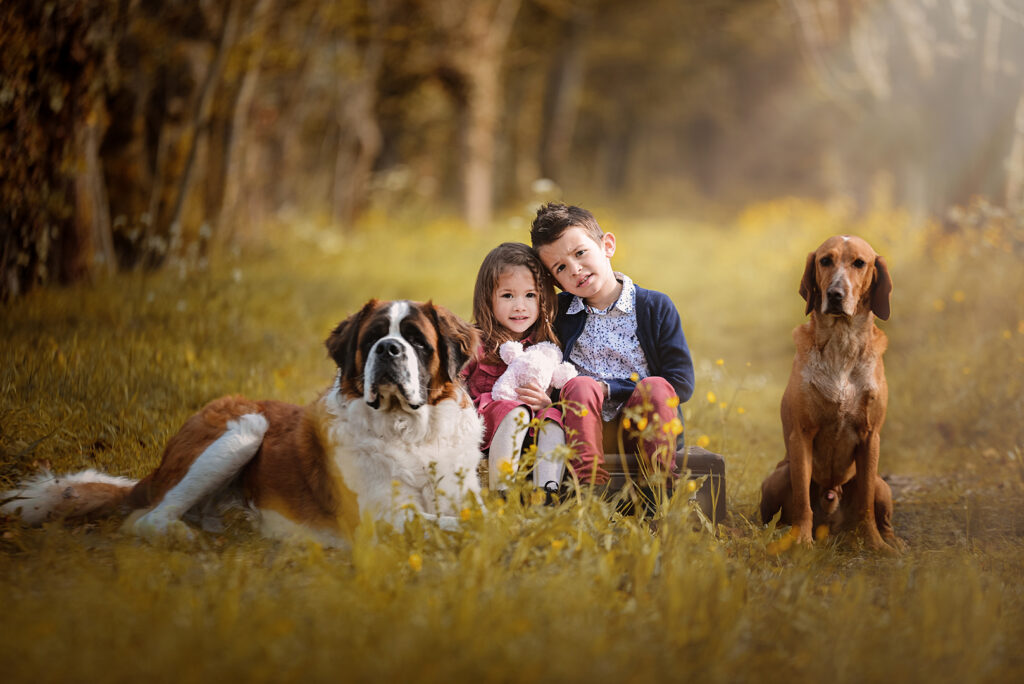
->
[1,199,1022,683]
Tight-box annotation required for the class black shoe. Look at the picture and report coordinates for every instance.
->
[541,481,561,506]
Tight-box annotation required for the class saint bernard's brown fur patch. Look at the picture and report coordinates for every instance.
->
[2,300,484,547]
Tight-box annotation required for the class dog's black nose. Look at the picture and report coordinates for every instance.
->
[377,339,403,357]
[826,289,844,303]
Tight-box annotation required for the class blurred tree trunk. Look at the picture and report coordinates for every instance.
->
[430,0,521,229]
[0,0,120,300]
[1008,93,1024,213]
[333,0,388,229]
[71,107,116,280]
[214,0,276,250]
[538,9,588,184]
[605,108,635,195]
[161,0,242,262]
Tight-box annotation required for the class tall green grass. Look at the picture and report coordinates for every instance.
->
[1,200,1022,682]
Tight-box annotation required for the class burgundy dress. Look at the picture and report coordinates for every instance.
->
[462,341,564,451]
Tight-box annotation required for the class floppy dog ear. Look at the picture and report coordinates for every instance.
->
[871,256,892,321]
[426,302,480,382]
[325,299,378,381]
[798,251,819,316]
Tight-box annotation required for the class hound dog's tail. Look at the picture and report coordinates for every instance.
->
[1,469,137,525]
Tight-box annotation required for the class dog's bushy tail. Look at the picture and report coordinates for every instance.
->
[0,469,137,525]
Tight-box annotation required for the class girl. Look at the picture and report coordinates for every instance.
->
[464,242,567,493]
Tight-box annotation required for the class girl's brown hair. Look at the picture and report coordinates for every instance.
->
[472,242,559,362]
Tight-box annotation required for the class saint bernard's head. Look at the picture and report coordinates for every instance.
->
[326,300,479,410]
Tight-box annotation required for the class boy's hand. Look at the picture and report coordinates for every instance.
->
[516,381,550,411]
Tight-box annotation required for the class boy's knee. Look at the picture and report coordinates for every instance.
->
[637,376,673,394]
[633,376,676,408]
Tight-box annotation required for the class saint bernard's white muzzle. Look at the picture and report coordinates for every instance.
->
[362,301,426,409]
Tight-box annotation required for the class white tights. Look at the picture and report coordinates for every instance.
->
[532,420,566,490]
[488,407,566,491]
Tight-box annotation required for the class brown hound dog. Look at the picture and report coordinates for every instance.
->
[760,235,904,553]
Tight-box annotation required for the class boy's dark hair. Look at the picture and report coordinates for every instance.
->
[530,202,603,248]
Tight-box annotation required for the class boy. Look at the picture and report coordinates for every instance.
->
[524,203,694,485]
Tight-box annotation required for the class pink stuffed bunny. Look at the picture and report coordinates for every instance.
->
[491,341,577,401]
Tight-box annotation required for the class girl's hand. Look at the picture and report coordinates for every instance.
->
[516,380,550,412]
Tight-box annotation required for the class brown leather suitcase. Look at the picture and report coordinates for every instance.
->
[603,446,726,524]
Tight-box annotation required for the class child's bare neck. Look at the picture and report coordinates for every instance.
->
[585,279,622,311]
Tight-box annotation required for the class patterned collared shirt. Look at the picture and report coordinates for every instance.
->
[567,273,649,420]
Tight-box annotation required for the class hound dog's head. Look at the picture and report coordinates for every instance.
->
[799,235,892,320]
[326,299,479,410]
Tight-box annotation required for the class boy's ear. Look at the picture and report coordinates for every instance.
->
[601,231,616,258]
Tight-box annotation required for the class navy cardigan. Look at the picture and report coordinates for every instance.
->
[554,285,695,405]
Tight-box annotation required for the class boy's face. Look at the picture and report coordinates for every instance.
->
[536,226,619,309]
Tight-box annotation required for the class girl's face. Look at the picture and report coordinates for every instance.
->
[491,265,539,339]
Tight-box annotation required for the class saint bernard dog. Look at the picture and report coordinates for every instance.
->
[1,299,485,547]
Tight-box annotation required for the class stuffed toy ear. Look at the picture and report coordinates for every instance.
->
[499,340,523,365]
[550,361,578,389]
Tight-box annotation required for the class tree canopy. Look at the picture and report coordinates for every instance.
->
[2,0,1022,299]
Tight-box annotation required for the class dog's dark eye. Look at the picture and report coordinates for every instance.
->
[819,256,833,267]
[852,258,866,268]
[402,326,431,352]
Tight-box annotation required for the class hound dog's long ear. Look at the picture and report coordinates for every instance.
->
[326,299,378,381]
[798,251,819,316]
[870,256,892,321]
[426,302,480,382]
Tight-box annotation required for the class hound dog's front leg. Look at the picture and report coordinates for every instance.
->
[786,424,817,545]
[852,431,896,553]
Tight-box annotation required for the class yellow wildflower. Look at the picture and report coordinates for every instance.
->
[623,417,632,429]
[550,539,566,551]
[685,479,698,493]
[579,408,589,417]
[630,372,639,382]
[530,489,546,506]
[460,507,472,522]
[499,460,515,476]
[952,290,966,303]
[737,407,746,415]
[716,358,725,366]
[696,435,710,448]
[767,532,795,555]
[637,416,648,431]
[408,553,423,573]
[706,391,716,404]
[719,402,728,410]
[665,396,680,409]
[669,418,683,436]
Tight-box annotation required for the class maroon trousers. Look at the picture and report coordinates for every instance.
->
[560,375,679,485]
